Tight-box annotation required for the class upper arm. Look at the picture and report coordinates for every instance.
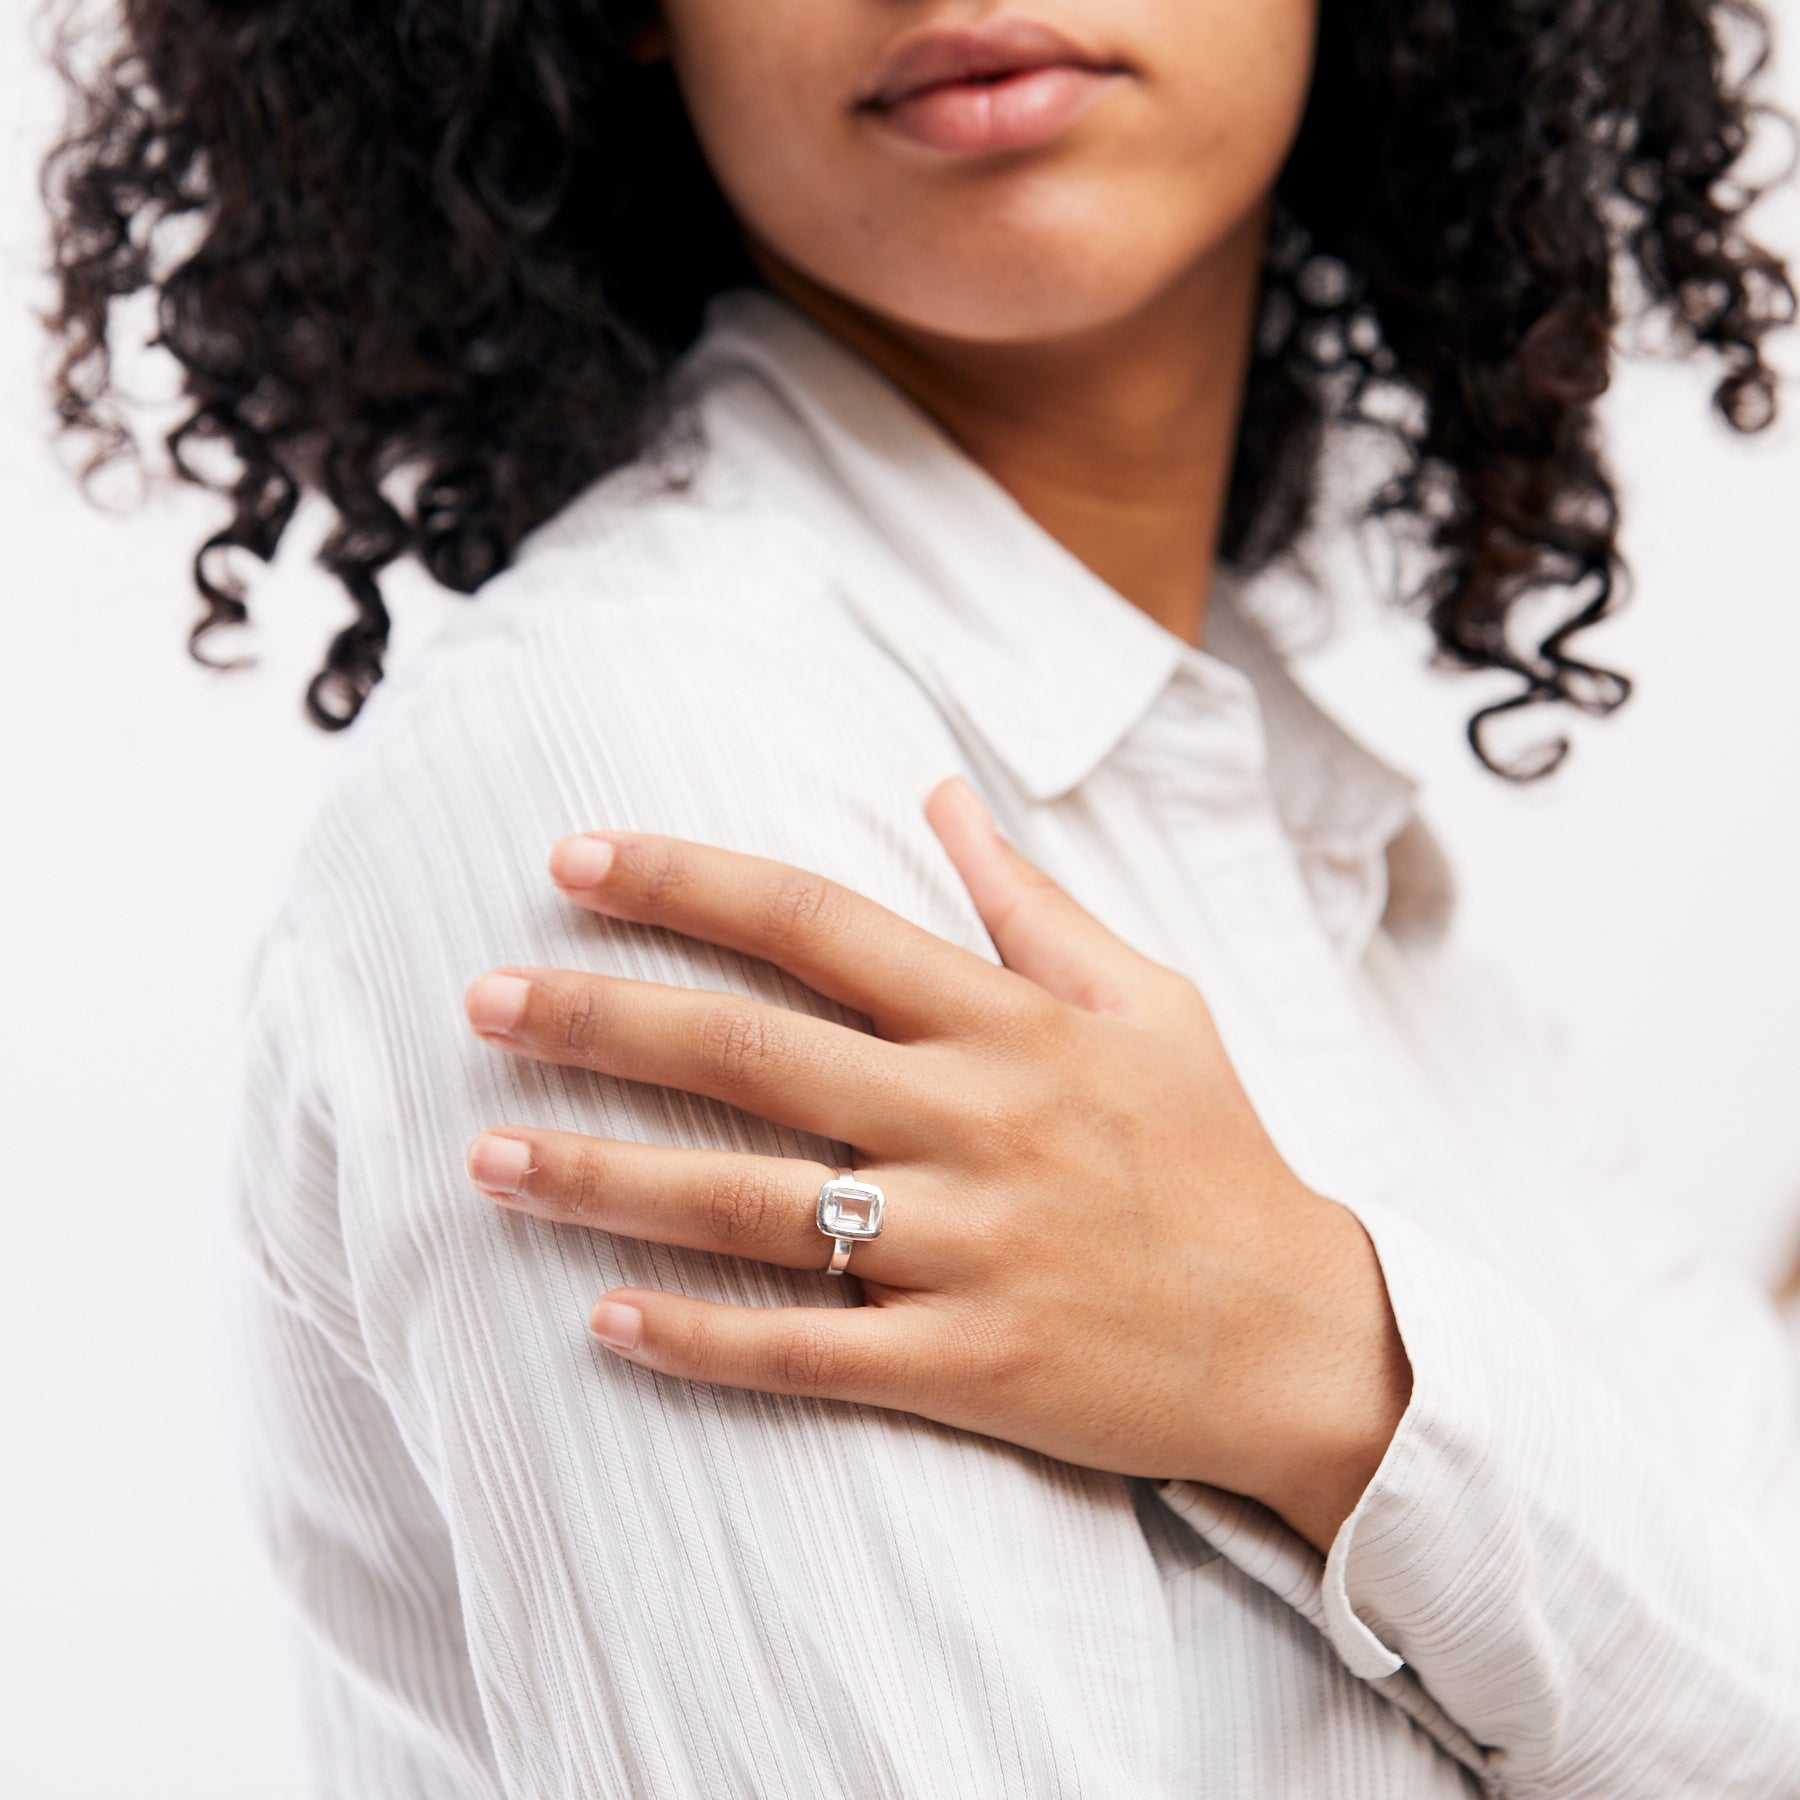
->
[228,914,503,1799]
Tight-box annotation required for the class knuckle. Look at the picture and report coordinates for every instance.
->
[626,839,691,914]
[986,980,1066,1060]
[950,986,1058,1065]
[1014,978,1068,1035]
[563,1141,612,1218]
[919,1305,1026,1407]
[555,981,607,1062]
[667,1306,715,1376]
[759,868,835,951]
[701,1163,779,1248]
[770,1317,842,1394]
[961,1076,1056,1167]
[961,1307,1038,1392]
[695,1002,784,1093]
[959,1183,1028,1265]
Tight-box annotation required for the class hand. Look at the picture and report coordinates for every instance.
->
[462,776,1412,1553]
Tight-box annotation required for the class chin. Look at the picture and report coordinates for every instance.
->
[768,163,1254,348]
[824,236,1195,348]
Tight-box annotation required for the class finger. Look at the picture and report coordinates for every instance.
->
[924,776,1177,1018]
[464,967,939,1158]
[545,830,1017,1042]
[586,1284,943,1410]
[467,1130,942,1287]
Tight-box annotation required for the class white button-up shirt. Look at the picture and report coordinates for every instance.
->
[228,286,1800,1798]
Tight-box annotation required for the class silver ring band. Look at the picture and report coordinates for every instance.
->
[816,1167,886,1278]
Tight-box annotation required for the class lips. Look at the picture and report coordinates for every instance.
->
[854,16,1128,112]
[853,16,1132,157]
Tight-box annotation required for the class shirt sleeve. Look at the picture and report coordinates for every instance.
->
[225,915,505,1799]
[1159,937,1800,1798]
[225,583,1200,1800]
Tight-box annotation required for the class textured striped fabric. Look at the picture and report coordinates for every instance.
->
[225,286,1800,1798]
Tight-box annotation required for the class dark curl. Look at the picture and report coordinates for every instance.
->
[39,0,1795,774]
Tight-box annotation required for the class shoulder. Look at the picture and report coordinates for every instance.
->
[333,457,932,801]
[240,460,998,1258]
[366,457,873,750]
[263,462,985,1015]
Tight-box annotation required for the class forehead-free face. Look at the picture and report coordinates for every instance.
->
[651,2,1319,344]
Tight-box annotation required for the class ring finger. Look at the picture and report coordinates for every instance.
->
[466,1128,934,1288]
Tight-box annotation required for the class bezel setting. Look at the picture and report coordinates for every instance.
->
[816,1177,886,1241]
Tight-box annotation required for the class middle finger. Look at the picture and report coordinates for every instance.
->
[465,966,936,1158]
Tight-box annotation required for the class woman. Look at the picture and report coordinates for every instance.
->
[43,1,1800,1795]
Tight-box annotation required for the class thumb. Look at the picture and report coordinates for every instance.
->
[925,775,1171,1018]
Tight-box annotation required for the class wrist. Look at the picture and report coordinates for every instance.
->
[1228,1192,1413,1555]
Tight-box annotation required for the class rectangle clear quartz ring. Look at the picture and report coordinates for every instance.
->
[816,1177,886,1240]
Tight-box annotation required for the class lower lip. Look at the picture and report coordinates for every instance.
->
[863,65,1126,156]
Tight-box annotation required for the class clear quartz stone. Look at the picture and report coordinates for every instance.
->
[819,1181,883,1238]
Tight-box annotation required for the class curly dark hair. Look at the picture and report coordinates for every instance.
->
[38,0,1796,776]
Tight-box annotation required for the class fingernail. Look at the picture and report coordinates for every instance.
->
[590,1300,644,1353]
[946,775,995,836]
[550,836,616,888]
[466,974,532,1035]
[467,1133,532,1198]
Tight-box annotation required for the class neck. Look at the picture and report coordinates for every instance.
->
[745,212,1268,648]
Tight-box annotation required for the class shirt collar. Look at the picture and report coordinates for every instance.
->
[678,285,1202,803]
[669,284,1453,949]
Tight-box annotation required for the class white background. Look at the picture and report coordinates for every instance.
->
[2,7,1797,1797]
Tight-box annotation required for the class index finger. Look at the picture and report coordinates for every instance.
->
[546,828,1022,1042]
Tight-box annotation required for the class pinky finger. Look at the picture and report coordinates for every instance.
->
[588,1287,938,1411]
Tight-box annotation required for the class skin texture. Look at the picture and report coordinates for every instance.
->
[466,785,1413,1556]
[640,0,1315,641]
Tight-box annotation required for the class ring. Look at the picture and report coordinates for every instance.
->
[815,1169,886,1277]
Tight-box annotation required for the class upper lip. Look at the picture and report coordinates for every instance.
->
[853,16,1128,110]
